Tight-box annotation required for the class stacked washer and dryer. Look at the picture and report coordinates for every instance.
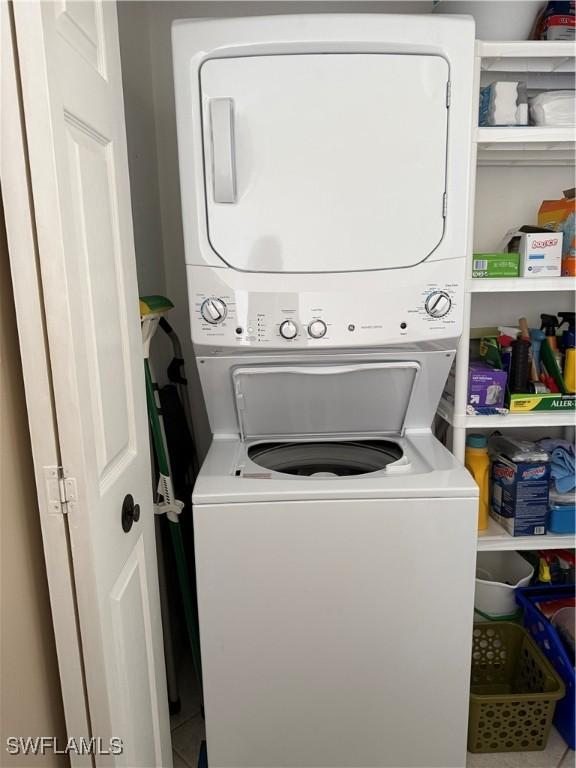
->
[173,14,477,768]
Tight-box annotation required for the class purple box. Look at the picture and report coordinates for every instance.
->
[467,363,507,408]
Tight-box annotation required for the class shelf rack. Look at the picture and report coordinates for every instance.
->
[477,517,576,552]
[475,42,576,167]
[468,277,575,293]
[477,40,576,73]
[437,41,576,552]
[438,397,576,430]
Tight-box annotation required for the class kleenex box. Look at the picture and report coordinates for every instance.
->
[519,231,563,278]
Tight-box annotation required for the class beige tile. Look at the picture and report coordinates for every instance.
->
[559,750,575,768]
[172,749,191,768]
[467,728,568,768]
[172,713,206,768]
[170,652,203,732]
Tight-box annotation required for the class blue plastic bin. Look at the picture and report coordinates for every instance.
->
[516,585,575,749]
[548,504,576,534]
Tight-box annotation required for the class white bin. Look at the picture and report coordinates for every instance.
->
[475,551,534,619]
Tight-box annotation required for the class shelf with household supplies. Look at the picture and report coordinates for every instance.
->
[439,39,576,459]
[437,39,576,554]
[475,40,575,167]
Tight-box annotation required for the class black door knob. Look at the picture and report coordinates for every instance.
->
[121,494,140,533]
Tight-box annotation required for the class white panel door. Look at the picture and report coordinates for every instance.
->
[195,497,477,768]
[12,2,171,765]
[201,54,449,273]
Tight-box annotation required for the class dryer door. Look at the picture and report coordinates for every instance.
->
[200,53,449,273]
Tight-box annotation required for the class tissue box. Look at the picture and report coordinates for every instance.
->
[467,363,507,408]
[519,232,563,278]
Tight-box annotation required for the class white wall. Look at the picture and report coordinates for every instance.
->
[0,205,68,768]
[118,2,165,298]
[118,0,433,457]
[474,165,575,252]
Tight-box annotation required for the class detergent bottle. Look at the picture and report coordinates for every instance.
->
[465,434,491,531]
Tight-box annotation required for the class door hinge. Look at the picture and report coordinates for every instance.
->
[442,192,448,218]
[446,81,451,108]
[44,466,78,515]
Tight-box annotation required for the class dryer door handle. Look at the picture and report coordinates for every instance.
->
[209,98,237,204]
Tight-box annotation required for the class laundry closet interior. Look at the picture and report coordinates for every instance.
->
[113,4,575,766]
[3,1,575,768]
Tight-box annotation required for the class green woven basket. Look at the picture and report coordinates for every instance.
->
[468,623,565,753]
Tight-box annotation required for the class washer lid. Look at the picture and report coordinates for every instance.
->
[232,362,420,440]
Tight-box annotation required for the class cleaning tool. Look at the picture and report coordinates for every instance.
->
[558,311,575,350]
[158,316,199,479]
[541,337,569,393]
[564,348,576,393]
[509,319,532,394]
[509,337,531,393]
[541,313,560,361]
[140,296,203,694]
[559,313,576,392]
[465,434,491,531]
[529,329,546,377]
[539,439,576,494]
[519,317,538,382]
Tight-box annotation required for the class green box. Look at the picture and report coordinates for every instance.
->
[472,253,519,279]
[508,393,575,412]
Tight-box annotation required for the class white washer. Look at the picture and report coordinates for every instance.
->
[173,14,478,768]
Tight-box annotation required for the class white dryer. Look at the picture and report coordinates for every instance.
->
[173,14,478,768]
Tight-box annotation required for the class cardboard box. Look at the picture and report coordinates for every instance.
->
[491,454,550,537]
[472,253,519,279]
[467,362,507,409]
[518,231,563,278]
[508,393,576,413]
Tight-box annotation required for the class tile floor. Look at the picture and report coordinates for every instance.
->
[170,654,574,768]
[170,653,204,768]
[466,728,574,768]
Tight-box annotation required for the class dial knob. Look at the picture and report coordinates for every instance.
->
[279,320,298,340]
[201,297,227,324]
[425,291,452,319]
[308,319,327,339]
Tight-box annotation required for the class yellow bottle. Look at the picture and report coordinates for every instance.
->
[465,434,491,532]
[564,347,576,394]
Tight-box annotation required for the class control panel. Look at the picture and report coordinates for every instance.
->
[188,263,463,350]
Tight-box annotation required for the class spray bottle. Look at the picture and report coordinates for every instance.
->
[558,312,575,351]
[540,314,560,351]
[509,318,532,394]
[540,313,563,371]
[559,312,576,393]
[529,329,546,378]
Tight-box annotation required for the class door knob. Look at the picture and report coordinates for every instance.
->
[121,494,140,533]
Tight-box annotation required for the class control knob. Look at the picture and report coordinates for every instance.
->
[308,320,327,339]
[279,320,298,340]
[425,291,452,319]
[200,297,227,324]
